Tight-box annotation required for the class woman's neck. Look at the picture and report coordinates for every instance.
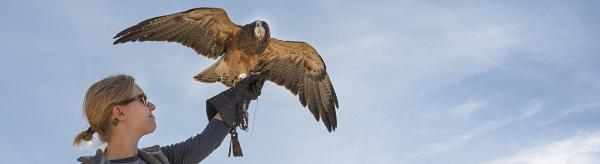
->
[105,127,142,160]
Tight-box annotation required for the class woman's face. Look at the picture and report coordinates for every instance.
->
[119,83,156,136]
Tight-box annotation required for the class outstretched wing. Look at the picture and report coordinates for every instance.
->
[258,38,339,132]
[113,7,241,59]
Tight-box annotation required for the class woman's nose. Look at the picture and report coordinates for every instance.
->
[148,102,156,111]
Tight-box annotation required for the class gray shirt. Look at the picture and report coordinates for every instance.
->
[106,119,229,164]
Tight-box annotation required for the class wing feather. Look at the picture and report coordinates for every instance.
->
[259,39,339,132]
[113,7,241,59]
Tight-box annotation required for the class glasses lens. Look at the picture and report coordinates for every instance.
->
[141,95,148,106]
[115,94,148,106]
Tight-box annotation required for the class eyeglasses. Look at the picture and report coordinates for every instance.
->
[115,93,149,106]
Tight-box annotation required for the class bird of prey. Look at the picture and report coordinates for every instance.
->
[113,7,339,132]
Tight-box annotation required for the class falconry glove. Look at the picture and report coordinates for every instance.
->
[205,72,268,126]
[205,72,268,157]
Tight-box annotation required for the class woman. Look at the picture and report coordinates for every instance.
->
[74,74,265,164]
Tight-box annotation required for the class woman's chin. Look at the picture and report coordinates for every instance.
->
[145,121,157,133]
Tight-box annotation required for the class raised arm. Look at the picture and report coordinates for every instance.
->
[160,118,229,163]
[160,73,267,163]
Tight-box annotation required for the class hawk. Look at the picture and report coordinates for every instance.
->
[113,7,339,132]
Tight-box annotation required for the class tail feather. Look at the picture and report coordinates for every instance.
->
[194,57,232,86]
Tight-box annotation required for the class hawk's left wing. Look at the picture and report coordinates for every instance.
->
[258,38,339,132]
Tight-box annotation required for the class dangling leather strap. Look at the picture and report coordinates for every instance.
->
[228,128,243,157]
[228,101,250,157]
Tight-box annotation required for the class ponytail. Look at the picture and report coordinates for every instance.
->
[73,127,94,147]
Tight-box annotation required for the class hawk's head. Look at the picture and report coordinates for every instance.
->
[252,21,270,41]
[239,20,271,54]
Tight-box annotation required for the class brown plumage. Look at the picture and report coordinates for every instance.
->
[113,7,339,132]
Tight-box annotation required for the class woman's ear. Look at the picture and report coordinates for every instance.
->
[112,105,127,120]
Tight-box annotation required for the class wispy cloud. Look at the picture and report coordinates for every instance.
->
[486,131,600,164]
[403,100,543,160]
[540,100,600,126]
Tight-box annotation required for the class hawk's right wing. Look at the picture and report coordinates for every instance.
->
[113,7,241,59]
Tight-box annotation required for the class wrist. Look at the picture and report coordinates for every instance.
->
[213,114,223,121]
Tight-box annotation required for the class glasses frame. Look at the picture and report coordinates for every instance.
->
[115,94,149,106]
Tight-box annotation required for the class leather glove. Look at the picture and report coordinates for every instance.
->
[206,72,269,157]
[206,72,269,127]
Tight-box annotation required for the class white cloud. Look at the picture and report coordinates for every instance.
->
[450,100,488,117]
[486,132,600,164]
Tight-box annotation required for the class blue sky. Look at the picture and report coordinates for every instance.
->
[1,0,599,163]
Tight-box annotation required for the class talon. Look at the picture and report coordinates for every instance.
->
[231,78,240,88]
[238,73,247,79]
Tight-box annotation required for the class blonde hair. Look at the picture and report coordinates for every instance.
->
[74,74,135,147]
